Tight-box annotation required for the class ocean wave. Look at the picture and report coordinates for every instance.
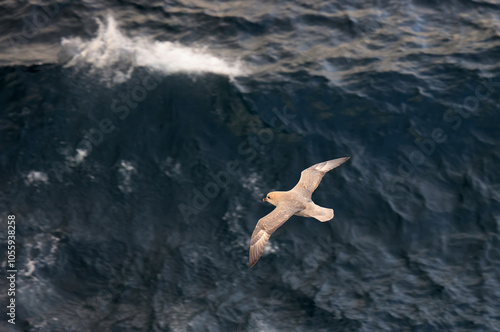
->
[61,15,246,85]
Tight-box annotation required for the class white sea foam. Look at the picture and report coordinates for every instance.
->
[64,148,88,167]
[241,171,265,200]
[25,260,36,277]
[161,157,182,178]
[61,15,246,84]
[118,160,136,193]
[26,171,49,185]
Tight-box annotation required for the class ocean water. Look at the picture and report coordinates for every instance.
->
[1,0,500,331]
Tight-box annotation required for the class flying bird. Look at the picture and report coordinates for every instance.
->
[249,157,350,267]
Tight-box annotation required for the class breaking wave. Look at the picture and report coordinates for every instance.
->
[61,15,246,84]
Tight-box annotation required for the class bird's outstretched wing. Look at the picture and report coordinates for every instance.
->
[292,157,350,198]
[249,205,298,267]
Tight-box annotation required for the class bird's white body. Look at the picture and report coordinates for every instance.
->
[249,157,350,267]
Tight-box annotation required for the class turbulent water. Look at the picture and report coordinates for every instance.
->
[1,0,500,331]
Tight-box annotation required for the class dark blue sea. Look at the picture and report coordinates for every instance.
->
[1,0,500,331]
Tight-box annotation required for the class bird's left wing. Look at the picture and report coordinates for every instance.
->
[249,204,298,267]
[292,157,350,198]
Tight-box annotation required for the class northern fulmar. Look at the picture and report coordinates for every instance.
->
[249,157,350,267]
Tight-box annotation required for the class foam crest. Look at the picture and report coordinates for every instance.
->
[61,15,245,84]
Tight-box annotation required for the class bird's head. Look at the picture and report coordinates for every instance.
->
[263,192,279,206]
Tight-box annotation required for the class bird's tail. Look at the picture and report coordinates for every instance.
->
[312,206,334,222]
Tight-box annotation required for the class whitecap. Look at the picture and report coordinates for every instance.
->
[118,160,136,193]
[61,15,246,85]
[26,171,49,185]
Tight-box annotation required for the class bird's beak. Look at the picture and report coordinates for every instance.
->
[262,198,266,202]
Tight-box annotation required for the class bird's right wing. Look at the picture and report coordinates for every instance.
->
[249,205,297,267]
[292,157,350,198]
